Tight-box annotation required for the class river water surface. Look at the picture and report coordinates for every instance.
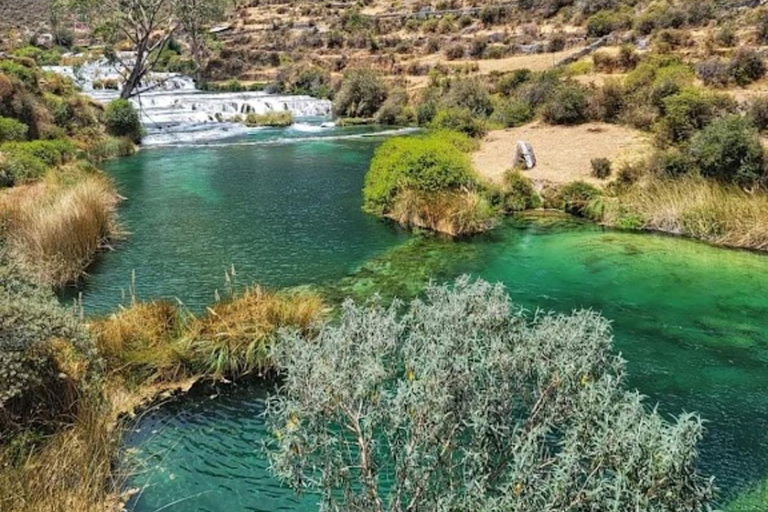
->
[72,124,768,511]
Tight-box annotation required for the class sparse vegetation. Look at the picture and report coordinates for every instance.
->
[244,111,293,127]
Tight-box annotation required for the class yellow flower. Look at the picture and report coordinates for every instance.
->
[580,373,591,386]
[406,368,415,382]
[287,413,299,432]
[514,482,523,496]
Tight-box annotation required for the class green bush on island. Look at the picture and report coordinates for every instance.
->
[364,131,496,235]
[558,181,603,216]
[244,111,293,127]
[104,99,142,143]
[364,131,478,214]
[267,278,714,512]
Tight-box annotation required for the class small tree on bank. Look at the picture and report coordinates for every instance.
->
[267,278,715,512]
[69,0,224,99]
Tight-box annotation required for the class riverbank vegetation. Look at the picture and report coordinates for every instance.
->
[268,278,715,512]
[0,57,135,287]
[0,259,326,511]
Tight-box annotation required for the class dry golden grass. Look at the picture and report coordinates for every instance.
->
[0,174,119,287]
[608,177,768,251]
[91,301,189,384]
[92,286,326,383]
[185,287,325,378]
[389,188,499,236]
[0,398,123,512]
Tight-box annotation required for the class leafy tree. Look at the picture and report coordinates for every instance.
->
[69,0,224,98]
[267,278,715,512]
[333,69,389,119]
[175,0,227,84]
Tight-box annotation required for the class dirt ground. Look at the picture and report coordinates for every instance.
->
[472,122,651,187]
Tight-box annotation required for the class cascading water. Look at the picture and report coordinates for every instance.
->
[45,55,333,145]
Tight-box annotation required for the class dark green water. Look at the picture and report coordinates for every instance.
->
[81,129,768,511]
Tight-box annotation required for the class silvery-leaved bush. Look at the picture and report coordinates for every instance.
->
[267,277,715,512]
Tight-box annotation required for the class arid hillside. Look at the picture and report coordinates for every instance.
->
[0,0,51,34]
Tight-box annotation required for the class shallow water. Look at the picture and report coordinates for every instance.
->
[77,129,768,511]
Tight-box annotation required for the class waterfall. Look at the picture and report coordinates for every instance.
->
[44,56,333,145]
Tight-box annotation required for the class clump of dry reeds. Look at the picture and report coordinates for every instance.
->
[0,174,120,286]
[91,286,326,383]
[389,188,499,236]
[607,176,768,251]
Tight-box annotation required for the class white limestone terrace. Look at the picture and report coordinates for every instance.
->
[44,55,333,146]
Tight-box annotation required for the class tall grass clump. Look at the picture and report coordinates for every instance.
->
[92,286,326,383]
[244,111,293,127]
[184,287,325,378]
[607,176,768,250]
[0,175,120,286]
[364,131,497,235]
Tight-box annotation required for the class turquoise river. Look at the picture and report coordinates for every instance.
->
[67,124,768,512]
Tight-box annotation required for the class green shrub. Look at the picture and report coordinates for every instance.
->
[494,99,534,128]
[363,131,478,214]
[728,48,766,87]
[655,88,718,145]
[559,181,602,216]
[333,69,389,119]
[748,96,768,132]
[589,79,625,122]
[104,99,142,143]
[689,115,765,188]
[0,60,37,88]
[0,117,28,142]
[1,139,77,167]
[443,78,494,117]
[648,148,695,178]
[430,107,488,138]
[0,259,96,439]
[496,69,532,96]
[503,170,540,211]
[375,88,412,126]
[12,46,62,66]
[591,158,612,179]
[267,278,715,512]
[586,10,628,37]
[0,151,47,185]
[542,84,589,125]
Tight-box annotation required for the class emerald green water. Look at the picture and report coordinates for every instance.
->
[79,129,768,511]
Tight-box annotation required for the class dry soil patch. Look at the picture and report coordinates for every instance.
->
[472,122,651,187]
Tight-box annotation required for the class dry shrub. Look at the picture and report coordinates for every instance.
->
[609,177,768,250]
[0,398,123,512]
[0,175,119,286]
[389,188,498,236]
[91,302,188,384]
[185,287,325,379]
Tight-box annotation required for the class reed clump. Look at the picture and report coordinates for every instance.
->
[389,188,498,236]
[0,174,120,286]
[244,111,293,127]
[606,176,768,251]
[91,286,326,384]
[0,397,123,512]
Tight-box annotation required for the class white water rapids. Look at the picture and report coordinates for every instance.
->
[45,56,333,145]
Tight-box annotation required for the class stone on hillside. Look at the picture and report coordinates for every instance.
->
[514,141,536,170]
